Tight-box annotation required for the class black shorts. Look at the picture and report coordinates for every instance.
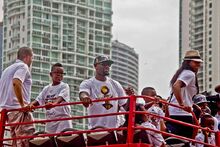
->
[166,115,193,138]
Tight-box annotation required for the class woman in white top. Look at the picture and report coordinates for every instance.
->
[167,50,202,138]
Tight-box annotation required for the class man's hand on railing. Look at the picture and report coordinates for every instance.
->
[45,102,55,110]
[21,104,34,112]
[80,97,92,108]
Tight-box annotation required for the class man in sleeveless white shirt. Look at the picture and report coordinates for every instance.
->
[79,55,127,129]
[0,47,34,147]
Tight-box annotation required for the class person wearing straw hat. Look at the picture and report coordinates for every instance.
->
[0,47,35,147]
[167,49,203,138]
[79,55,127,129]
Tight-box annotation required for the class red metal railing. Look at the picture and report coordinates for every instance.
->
[0,95,219,147]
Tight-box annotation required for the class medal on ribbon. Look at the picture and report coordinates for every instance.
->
[101,86,113,110]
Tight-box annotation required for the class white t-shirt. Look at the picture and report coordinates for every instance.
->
[169,70,197,116]
[141,121,165,147]
[79,77,127,129]
[195,132,215,147]
[0,60,32,109]
[36,82,72,133]
[147,106,165,130]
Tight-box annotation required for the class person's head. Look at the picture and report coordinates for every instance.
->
[184,50,202,72]
[215,84,220,93]
[170,50,202,86]
[124,104,147,127]
[141,87,157,103]
[17,47,33,67]
[135,104,148,124]
[200,114,214,130]
[50,63,65,85]
[93,55,114,78]
[193,94,209,110]
[148,106,161,126]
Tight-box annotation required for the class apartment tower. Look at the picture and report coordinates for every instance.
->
[2,0,112,130]
[0,22,3,76]
[111,40,139,93]
[179,0,220,94]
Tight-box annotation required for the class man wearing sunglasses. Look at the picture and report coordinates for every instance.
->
[79,55,127,129]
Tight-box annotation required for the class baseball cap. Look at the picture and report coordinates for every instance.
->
[193,94,209,104]
[93,55,114,66]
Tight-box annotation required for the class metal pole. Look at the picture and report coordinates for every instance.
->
[215,131,220,146]
[0,109,7,147]
[127,95,136,144]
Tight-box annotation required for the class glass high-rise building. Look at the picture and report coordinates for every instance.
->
[179,0,220,94]
[111,40,139,93]
[2,0,112,130]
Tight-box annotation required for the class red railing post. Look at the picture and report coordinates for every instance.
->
[127,95,136,144]
[215,131,220,146]
[0,109,7,147]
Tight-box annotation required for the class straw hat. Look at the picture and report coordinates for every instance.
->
[183,50,203,62]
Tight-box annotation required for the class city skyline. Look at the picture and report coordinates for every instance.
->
[0,0,179,97]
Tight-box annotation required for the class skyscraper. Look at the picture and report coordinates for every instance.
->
[0,22,2,77]
[2,0,112,130]
[111,40,139,93]
[179,0,220,94]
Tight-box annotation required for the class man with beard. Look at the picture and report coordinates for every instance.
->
[79,55,127,129]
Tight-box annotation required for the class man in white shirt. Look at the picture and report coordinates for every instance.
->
[0,47,34,147]
[79,55,127,129]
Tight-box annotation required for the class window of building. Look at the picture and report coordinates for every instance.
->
[209,11,212,15]
[42,75,49,81]
[33,24,41,30]
[104,2,111,8]
[209,44,212,48]
[209,50,212,55]
[22,25,25,31]
[209,24,212,28]
[53,3,59,9]
[209,57,212,62]
[43,1,50,7]
[209,77,212,82]
[209,84,212,89]
[209,17,212,21]
[32,36,41,43]
[42,38,50,44]
[33,0,41,5]
[209,3,212,8]
[96,0,102,6]
[209,71,212,75]
[33,11,41,18]
[209,37,212,41]
[209,31,212,35]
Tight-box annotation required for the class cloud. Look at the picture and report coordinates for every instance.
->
[112,0,179,97]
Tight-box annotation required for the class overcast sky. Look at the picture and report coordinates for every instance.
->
[0,0,179,98]
[112,0,179,97]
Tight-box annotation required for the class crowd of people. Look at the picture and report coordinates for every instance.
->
[0,47,220,147]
